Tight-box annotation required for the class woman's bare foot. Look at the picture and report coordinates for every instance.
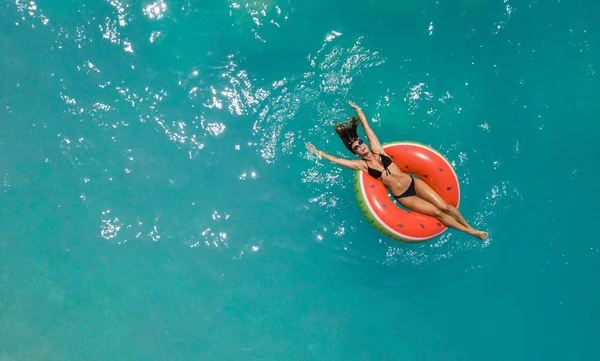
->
[473,230,488,240]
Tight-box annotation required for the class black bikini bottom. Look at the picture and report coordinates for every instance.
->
[393,175,416,199]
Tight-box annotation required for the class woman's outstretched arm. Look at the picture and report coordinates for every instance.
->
[349,101,382,152]
[306,143,362,170]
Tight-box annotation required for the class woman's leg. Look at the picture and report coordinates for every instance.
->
[397,196,488,240]
[412,177,474,230]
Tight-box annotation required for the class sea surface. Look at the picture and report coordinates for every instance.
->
[1,0,598,360]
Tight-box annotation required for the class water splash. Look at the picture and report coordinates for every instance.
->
[143,0,167,20]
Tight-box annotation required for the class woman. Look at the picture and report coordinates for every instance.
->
[306,101,488,240]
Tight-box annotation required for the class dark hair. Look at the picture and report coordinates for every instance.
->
[334,117,360,152]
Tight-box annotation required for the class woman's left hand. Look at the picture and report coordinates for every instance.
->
[348,100,360,109]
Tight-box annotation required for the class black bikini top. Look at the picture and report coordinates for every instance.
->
[365,153,393,179]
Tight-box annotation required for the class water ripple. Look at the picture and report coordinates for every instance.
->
[143,0,167,20]
[3,0,523,266]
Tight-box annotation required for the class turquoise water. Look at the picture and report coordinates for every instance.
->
[1,0,598,359]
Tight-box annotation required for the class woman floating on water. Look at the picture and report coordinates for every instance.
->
[306,101,488,240]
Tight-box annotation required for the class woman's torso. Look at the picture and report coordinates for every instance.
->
[363,152,412,194]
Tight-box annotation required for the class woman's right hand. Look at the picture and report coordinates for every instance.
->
[306,142,321,156]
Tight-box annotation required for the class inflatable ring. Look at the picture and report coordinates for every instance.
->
[354,141,460,243]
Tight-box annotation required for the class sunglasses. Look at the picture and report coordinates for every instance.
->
[352,139,364,152]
